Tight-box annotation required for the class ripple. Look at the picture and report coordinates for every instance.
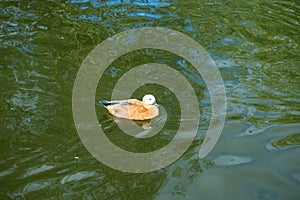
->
[89,0,171,8]
[60,171,97,184]
[214,155,253,166]
[22,165,55,179]
[0,164,17,178]
[266,132,300,151]
[22,182,49,193]
[127,12,162,19]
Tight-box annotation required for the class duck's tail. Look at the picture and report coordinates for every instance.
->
[99,100,111,106]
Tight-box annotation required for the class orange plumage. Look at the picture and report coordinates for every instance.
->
[100,94,159,120]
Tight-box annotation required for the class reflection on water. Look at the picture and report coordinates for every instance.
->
[1,0,299,199]
[108,105,167,138]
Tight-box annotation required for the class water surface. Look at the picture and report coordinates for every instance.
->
[1,0,299,199]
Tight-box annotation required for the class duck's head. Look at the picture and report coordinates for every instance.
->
[142,94,157,105]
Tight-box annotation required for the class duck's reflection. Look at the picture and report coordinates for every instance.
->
[106,105,167,138]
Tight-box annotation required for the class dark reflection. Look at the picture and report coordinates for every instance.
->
[1,0,299,199]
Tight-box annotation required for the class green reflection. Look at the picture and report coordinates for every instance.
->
[272,133,300,148]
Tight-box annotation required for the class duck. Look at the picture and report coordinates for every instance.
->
[99,94,159,120]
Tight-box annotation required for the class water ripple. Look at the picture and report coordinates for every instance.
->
[1,0,299,199]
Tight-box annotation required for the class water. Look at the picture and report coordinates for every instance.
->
[1,0,299,199]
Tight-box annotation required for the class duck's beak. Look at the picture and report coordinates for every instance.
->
[154,102,159,107]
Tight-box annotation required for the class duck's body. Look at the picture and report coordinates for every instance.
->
[100,94,159,120]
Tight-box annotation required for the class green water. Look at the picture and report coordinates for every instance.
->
[1,0,299,199]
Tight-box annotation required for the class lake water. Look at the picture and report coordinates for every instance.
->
[1,0,299,199]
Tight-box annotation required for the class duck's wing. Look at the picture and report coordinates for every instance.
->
[99,99,142,107]
[99,100,128,106]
